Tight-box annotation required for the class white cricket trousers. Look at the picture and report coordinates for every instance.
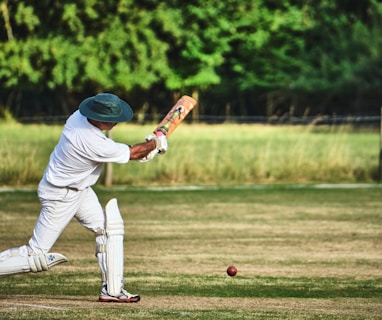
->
[28,177,106,254]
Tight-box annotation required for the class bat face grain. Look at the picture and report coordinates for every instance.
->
[155,96,197,137]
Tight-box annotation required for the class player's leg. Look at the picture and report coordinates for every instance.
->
[0,245,67,278]
[74,187,108,284]
[28,180,86,254]
[75,188,140,303]
[0,181,77,277]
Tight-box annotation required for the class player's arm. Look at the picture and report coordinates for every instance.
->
[131,95,195,162]
[129,140,155,160]
[129,134,167,161]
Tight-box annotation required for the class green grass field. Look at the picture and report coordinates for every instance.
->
[0,185,381,319]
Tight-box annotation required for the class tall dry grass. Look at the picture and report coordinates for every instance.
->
[0,122,379,186]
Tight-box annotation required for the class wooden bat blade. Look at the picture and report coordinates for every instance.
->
[154,95,197,137]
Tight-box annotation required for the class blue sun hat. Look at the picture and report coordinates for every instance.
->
[79,93,133,122]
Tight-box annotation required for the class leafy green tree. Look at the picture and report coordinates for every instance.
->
[156,0,237,118]
[212,0,382,116]
[1,0,382,118]
[200,1,307,116]
[288,0,382,114]
[0,0,173,115]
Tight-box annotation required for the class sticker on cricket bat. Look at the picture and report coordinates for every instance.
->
[154,95,197,137]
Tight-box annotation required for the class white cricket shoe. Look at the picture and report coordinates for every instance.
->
[99,285,140,303]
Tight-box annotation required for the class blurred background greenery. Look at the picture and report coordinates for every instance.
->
[1,1,382,123]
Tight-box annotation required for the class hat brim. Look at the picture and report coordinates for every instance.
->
[79,96,133,123]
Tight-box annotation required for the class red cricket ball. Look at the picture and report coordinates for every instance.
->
[227,265,237,277]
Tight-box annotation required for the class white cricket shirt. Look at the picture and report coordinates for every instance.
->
[43,110,130,190]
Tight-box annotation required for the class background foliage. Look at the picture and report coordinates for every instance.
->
[1,0,382,119]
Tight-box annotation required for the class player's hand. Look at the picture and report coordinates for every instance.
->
[138,149,159,163]
[146,133,168,154]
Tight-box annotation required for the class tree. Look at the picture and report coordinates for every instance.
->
[0,0,172,115]
[158,0,236,118]
[1,0,382,119]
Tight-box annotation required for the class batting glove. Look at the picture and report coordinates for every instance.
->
[138,148,159,163]
[146,133,168,154]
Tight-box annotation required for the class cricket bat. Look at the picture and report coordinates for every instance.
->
[154,95,197,137]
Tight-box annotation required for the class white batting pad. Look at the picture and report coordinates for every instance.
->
[0,247,67,278]
[105,198,125,297]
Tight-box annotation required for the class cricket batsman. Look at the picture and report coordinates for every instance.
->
[0,93,168,303]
